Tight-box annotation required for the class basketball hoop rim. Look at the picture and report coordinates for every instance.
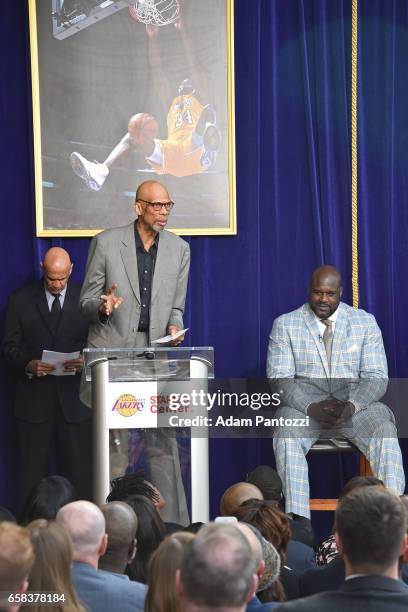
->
[128,0,180,27]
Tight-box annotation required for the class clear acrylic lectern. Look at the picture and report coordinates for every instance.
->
[84,347,214,524]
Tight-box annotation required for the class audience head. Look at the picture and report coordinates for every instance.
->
[247,466,283,503]
[27,519,84,612]
[145,531,195,612]
[237,523,280,593]
[338,475,384,501]
[234,499,290,566]
[335,486,407,577]
[0,522,34,610]
[99,502,138,574]
[56,501,107,569]
[177,523,257,611]
[107,471,162,508]
[234,501,288,602]
[124,494,165,583]
[219,482,263,516]
[20,475,76,524]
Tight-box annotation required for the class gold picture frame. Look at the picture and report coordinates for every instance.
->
[29,0,236,237]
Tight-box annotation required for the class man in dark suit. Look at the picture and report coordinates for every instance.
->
[275,486,408,611]
[3,247,91,510]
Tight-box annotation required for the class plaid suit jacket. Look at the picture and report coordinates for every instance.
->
[266,302,388,415]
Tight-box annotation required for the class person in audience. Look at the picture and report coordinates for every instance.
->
[108,472,160,505]
[108,471,179,533]
[145,531,195,612]
[235,499,314,601]
[219,482,263,516]
[234,501,292,602]
[99,501,138,574]
[399,495,408,584]
[0,522,34,612]
[292,477,386,600]
[235,522,280,610]
[275,487,408,610]
[176,522,258,612]
[244,524,282,602]
[119,494,165,584]
[56,500,146,612]
[315,475,385,565]
[247,466,315,547]
[267,265,405,519]
[20,475,76,524]
[27,519,84,612]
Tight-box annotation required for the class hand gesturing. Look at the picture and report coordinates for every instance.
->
[99,284,124,317]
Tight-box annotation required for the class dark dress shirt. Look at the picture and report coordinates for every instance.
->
[134,224,158,331]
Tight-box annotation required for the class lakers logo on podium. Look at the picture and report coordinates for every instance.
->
[112,394,146,417]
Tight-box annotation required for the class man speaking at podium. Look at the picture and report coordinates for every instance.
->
[80,179,190,524]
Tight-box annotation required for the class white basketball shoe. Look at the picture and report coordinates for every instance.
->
[70,152,109,191]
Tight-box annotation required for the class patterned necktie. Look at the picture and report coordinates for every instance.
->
[321,319,333,366]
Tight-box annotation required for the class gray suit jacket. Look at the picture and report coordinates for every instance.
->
[79,222,190,347]
[267,302,388,414]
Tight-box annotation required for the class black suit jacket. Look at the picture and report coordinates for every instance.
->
[275,575,408,612]
[3,281,89,423]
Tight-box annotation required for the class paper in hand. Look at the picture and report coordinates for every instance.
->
[151,328,189,344]
[41,350,80,376]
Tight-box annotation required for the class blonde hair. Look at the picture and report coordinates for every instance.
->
[27,520,85,612]
[145,531,195,612]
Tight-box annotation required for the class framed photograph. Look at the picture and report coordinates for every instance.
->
[29,0,236,236]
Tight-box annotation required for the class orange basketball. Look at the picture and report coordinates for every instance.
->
[128,113,159,145]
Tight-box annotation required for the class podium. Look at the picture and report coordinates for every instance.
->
[84,347,214,523]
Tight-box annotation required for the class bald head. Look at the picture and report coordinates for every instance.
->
[220,482,263,516]
[100,502,137,556]
[41,247,73,295]
[310,265,342,288]
[56,501,105,560]
[135,180,169,202]
[179,523,257,608]
[308,265,342,319]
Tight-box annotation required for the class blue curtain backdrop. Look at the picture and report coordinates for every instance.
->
[1,1,407,531]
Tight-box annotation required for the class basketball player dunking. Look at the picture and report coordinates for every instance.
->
[70,17,220,189]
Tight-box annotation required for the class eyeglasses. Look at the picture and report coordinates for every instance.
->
[137,199,174,212]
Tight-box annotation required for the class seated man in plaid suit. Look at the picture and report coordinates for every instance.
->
[267,265,405,519]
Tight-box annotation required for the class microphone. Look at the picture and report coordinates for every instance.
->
[135,350,155,360]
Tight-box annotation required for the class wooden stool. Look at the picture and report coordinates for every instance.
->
[308,438,372,511]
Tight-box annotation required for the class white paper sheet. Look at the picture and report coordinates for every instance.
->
[151,328,189,344]
[41,350,80,376]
